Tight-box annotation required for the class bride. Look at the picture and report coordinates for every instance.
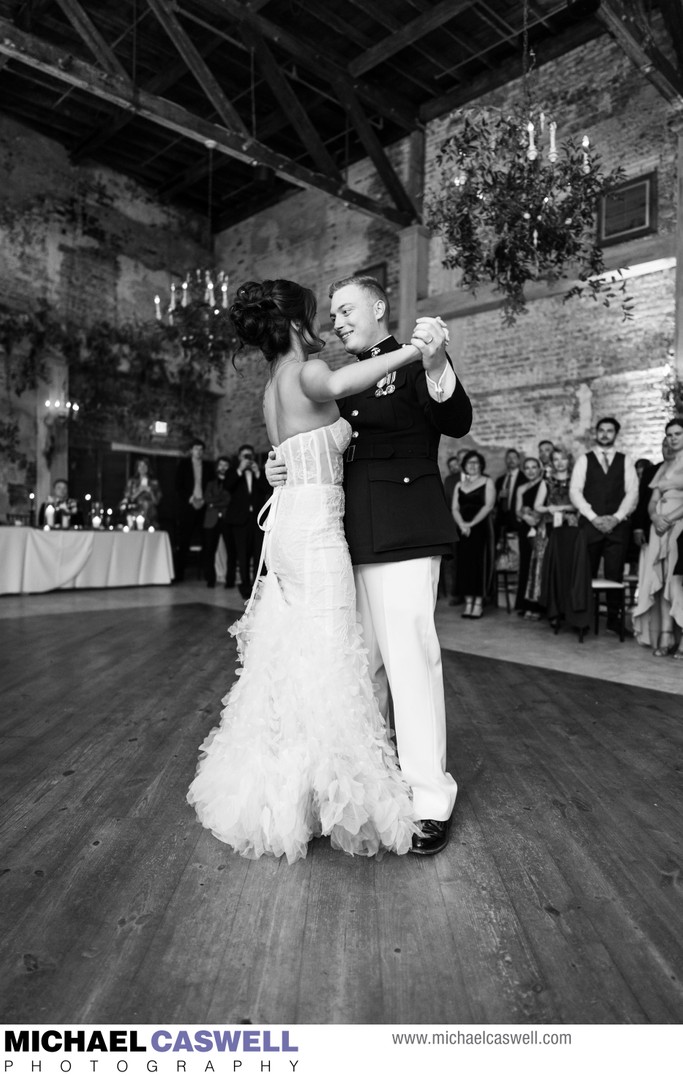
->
[187,279,444,863]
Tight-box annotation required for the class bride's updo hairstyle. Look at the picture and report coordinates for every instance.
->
[229,279,324,363]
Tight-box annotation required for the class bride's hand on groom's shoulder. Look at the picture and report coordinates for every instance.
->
[265,449,287,487]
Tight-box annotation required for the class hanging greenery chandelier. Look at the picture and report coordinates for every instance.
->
[425,5,632,325]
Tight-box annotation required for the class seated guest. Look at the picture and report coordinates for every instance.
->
[632,417,683,657]
[452,450,496,619]
[120,457,161,527]
[203,455,232,589]
[38,479,83,527]
[514,456,543,619]
[225,444,269,599]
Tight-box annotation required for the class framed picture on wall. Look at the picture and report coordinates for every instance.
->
[354,262,387,290]
[598,171,657,247]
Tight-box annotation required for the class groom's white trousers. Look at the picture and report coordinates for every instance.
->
[353,556,457,822]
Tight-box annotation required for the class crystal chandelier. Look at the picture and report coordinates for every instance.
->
[153,140,237,365]
[154,269,236,362]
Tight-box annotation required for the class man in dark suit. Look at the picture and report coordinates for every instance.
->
[225,444,269,599]
[202,455,232,588]
[174,437,213,582]
[330,275,472,855]
[494,448,523,539]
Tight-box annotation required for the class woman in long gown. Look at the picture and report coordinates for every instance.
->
[187,279,442,863]
[632,416,683,657]
[514,457,543,618]
[451,451,495,619]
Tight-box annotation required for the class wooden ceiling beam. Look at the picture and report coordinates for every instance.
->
[597,0,683,107]
[71,38,225,161]
[349,0,472,77]
[52,0,132,82]
[239,24,342,180]
[329,73,419,220]
[0,16,412,227]
[145,0,249,134]
[419,17,604,122]
[655,0,683,75]
[15,0,52,32]
[188,0,419,131]
[289,0,438,94]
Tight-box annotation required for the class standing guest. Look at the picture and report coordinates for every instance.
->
[120,457,161,527]
[266,275,472,855]
[527,448,577,613]
[538,440,555,480]
[38,478,83,527]
[514,457,543,618]
[452,451,496,619]
[569,417,638,634]
[443,454,461,506]
[225,444,269,599]
[203,455,232,589]
[174,437,213,582]
[533,448,591,634]
[188,278,445,862]
[441,455,462,604]
[631,440,672,550]
[494,448,523,539]
[632,417,683,657]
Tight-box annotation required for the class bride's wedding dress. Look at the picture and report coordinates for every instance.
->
[187,416,418,863]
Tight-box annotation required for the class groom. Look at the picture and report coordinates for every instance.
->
[270,276,472,854]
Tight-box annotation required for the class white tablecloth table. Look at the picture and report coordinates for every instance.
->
[0,528,174,594]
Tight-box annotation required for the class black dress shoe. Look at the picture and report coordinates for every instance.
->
[410,818,450,856]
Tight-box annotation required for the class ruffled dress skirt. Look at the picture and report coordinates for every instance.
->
[187,483,418,864]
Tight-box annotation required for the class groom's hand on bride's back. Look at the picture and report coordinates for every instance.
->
[265,450,288,487]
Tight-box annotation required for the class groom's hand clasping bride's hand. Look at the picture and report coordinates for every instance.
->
[410,316,450,379]
[265,450,287,487]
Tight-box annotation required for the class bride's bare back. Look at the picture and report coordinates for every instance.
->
[263,357,340,447]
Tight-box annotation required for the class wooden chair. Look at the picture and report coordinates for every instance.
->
[495,569,517,613]
[591,579,626,642]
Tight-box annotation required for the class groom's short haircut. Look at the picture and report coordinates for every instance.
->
[328,275,390,323]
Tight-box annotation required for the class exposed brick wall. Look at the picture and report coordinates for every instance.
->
[0,114,211,509]
[212,27,680,480]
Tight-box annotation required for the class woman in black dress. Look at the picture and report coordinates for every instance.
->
[451,450,496,618]
[514,456,543,618]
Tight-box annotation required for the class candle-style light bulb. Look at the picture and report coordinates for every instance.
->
[155,294,162,320]
[526,121,537,162]
[582,134,590,174]
[169,282,177,312]
[221,280,229,308]
[548,121,557,164]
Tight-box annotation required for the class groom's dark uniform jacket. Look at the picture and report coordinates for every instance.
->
[338,335,472,565]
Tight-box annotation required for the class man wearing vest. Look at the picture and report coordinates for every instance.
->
[569,416,639,633]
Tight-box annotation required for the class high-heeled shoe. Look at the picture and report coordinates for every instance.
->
[653,630,675,657]
[461,599,474,618]
[470,599,483,619]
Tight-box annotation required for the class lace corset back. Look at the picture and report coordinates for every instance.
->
[276,416,351,486]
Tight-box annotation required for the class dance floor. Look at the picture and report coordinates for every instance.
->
[0,591,682,1024]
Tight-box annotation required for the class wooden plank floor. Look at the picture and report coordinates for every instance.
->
[1,602,682,1024]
